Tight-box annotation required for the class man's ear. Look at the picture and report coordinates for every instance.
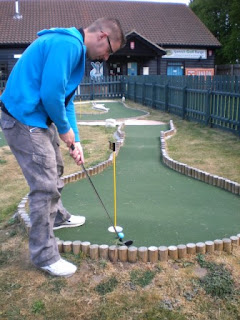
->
[99,31,106,40]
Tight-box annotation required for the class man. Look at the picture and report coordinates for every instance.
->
[0,18,126,277]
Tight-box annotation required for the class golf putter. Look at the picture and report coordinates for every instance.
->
[70,144,133,247]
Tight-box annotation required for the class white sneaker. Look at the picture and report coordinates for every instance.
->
[40,258,77,277]
[53,215,86,230]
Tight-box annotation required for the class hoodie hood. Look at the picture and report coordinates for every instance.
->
[37,27,84,44]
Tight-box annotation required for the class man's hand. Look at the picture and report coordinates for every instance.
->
[69,142,84,166]
[59,128,75,148]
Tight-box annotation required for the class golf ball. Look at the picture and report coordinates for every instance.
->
[118,232,124,239]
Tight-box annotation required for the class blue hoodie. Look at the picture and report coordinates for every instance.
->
[0,27,86,142]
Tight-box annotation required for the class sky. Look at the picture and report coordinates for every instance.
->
[115,0,191,4]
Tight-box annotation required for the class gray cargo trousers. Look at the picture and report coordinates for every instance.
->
[0,111,71,267]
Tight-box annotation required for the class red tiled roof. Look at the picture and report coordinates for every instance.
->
[0,0,221,47]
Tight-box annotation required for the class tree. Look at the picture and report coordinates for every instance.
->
[189,0,240,64]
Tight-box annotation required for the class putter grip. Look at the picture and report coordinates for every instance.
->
[70,144,75,151]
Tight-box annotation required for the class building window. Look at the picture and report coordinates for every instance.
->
[0,62,8,79]
[109,62,122,76]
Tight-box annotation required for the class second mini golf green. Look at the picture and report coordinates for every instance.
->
[55,125,240,247]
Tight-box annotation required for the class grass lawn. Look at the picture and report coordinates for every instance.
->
[0,101,240,319]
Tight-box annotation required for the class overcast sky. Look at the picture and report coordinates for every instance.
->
[116,0,190,5]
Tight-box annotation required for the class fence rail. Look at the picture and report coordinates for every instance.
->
[124,75,240,135]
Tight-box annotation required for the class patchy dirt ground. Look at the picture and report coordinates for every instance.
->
[1,219,240,320]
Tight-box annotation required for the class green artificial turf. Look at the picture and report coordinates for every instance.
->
[76,101,147,121]
[55,125,240,247]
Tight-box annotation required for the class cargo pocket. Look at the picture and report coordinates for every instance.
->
[32,153,56,169]
[0,118,16,130]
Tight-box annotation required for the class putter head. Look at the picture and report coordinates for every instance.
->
[118,237,133,247]
[124,240,133,247]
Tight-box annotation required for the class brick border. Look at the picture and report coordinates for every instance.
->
[16,120,240,262]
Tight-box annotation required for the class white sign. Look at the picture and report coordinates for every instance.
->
[143,67,149,75]
[162,49,207,59]
[14,54,22,59]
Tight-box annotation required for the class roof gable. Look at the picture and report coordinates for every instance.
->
[0,0,221,47]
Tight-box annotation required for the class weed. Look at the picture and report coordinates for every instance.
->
[99,259,107,269]
[130,269,156,288]
[142,306,187,320]
[50,278,67,293]
[197,254,235,298]
[200,264,234,298]
[61,252,81,267]
[7,217,17,226]
[0,249,13,266]
[95,276,118,295]
[0,203,18,222]
[81,139,93,145]
[0,158,7,165]
[31,300,45,314]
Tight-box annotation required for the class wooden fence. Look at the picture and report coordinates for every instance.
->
[75,76,123,100]
[215,64,240,76]
[1,75,240,135]
[124,75,240,136]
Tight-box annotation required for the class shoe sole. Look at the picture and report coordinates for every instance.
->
[53,222,85,230]
[40,268,77,277]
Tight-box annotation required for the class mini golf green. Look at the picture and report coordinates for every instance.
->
[55,125,240,247]
[76,101,147,121]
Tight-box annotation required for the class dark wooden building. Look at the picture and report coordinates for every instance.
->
[0,0,221,81]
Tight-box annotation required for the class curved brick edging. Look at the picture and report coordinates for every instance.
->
[16,120,240,263]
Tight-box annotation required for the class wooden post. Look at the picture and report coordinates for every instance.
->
[168,245,178,260]
[182,86,187,120]
[196,242,206,254]
[148,246,158,263]
[81,241,91,256]
[187,243,196,255]
[230,236,239,248]
[57,240,63,253]
[138,247,148,262]
[90,244,99,260]
[72,240,81,255]
[63,241,72,253]
[128,246,138,263]
[214,239,223,251]
[164,81,169,112]
[99,244,109,260]
[118,246,128,262]
[109,245,118,262]
[177,244,187,259]
[223,238,232,253]
[205,241,214,253]
[159,246,168,261]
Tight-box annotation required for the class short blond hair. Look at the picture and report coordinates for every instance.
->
[87,17,126,48]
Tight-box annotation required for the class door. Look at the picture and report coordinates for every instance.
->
[127,62,138,76]
[167,64,184,76]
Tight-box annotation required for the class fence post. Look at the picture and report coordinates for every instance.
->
[134,79,137,102]
[121,76,126,98]
[90,80,94,100]
[238,98,240,136]
[152,82,156,108]
[182,86,187,119]
[142,79,145,105]
[164,81,169,112]
[205,89,211,126]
